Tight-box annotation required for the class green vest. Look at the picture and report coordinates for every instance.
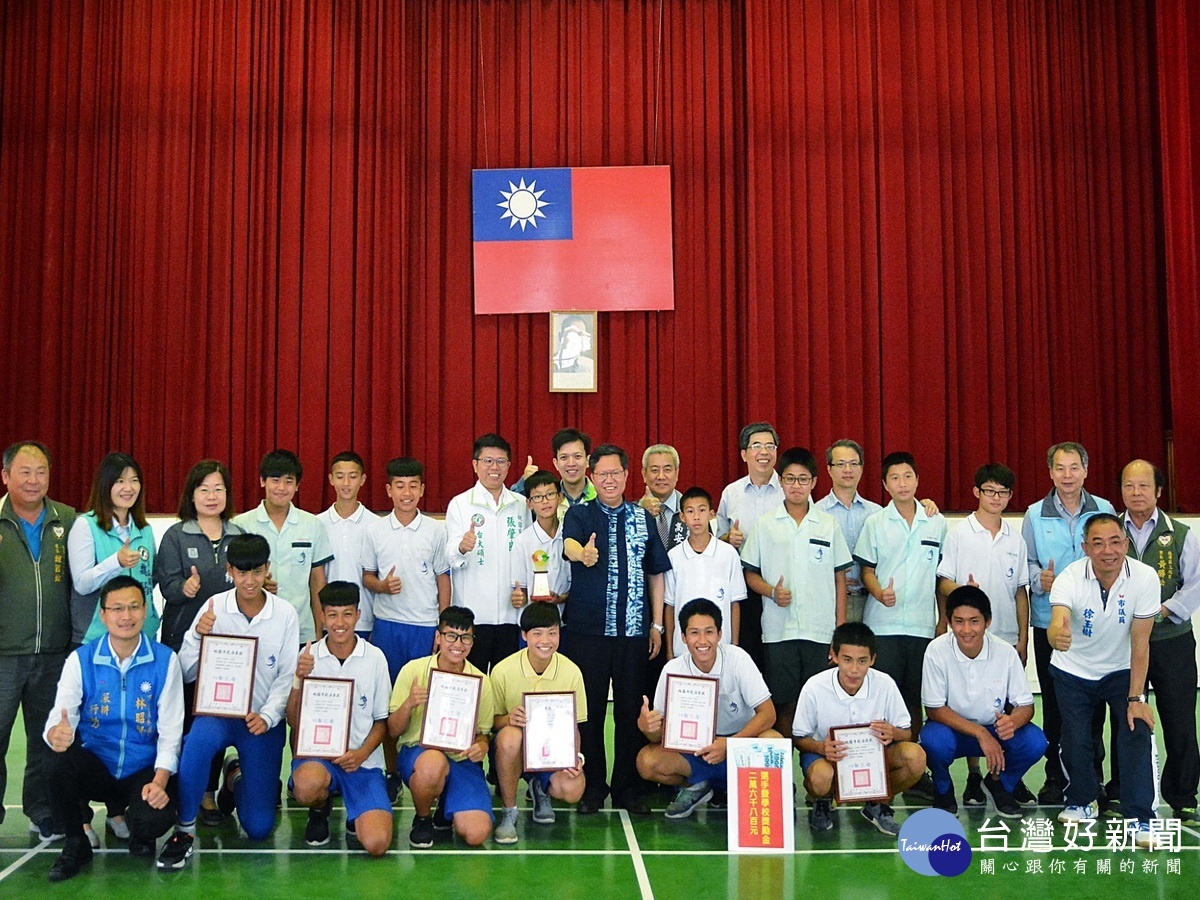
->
[1124,511,1191,643]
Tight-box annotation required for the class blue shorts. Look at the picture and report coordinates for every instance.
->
[373,620,438,682]
[525,771,553,792]
[800,752,822,773]
[397,744,494,820]
[684,752,727,787]
[291,759,390,821]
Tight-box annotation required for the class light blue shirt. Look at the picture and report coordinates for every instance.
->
[853,501,947,638]
[816,491,882,594]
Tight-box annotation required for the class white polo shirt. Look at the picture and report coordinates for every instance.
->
[741,504,852,645]
[664,535,747,658]
[306,636,392,771]
[853,502,947,638]
[179,588,300,729]
[510,520,570,601]
[653,645,771,737]
[1049,556,1160,680]
[936,514,1029,645]
[362,511,449,627]
[232,503,335,644]
[445,482,531,626]
[920,632,1033,726]
[716,473,784,541]
[792,667,911,741]
[320,502,381,631]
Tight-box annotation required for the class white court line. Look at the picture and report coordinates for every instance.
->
[618,810,655,900]
[0,840,48,882]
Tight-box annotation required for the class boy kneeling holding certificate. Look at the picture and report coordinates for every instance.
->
[490,603,586,844]
[636,599,780,819]
[287,581,394,855]
[388,607,495,849]
[791,622,926,836]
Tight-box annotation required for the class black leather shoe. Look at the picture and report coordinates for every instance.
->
[618,793,651,815]
[48,844,93,882]
[577,795,602,815]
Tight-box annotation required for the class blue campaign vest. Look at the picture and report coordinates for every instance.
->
[1025,490,1115,629]
[82,512,160,642]
[77,635,174,779]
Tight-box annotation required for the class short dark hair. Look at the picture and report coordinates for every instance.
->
[778,447,818,477]
[589,443,629,470]
[100,575,145,607]
[520,602,561,631]
[330,451,364,470]
[1083,512,1124,539]
[439,606,476,632]
[552,428,591,456]
[2,441,51,470]
[738,422,778,451]
[945,584,991,622]
[522,469,560,498]
[831,621,876,657]
[177,459,235,521]
[881,451,918,479]
[826,439,864,466]
[974,462,1015,490]
[226,533,271,570]
[319,580,360,609]
[260,449,303,481]
[679,598,722,632]
[473,434,512,459]
[86,452,147,531]
[679,486,713,508]
[386,457,424,480]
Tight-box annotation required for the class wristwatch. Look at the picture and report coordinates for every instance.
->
[1127,694,1146,703]
[651,623,665,634]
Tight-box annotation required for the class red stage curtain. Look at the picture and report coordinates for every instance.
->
[0,1,1167,514]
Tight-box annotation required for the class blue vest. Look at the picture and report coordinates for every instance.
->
[81,512,159,642]
[1025,490,1115,629]
[77,635,175,779]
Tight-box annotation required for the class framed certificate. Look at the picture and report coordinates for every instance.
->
[830,724,891,803]
[295,677,355,759]
[193,635,258,718]
[419,668,483,754]
[523,691,578,772]
[662,674,719,754]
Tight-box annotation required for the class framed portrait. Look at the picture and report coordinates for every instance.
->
[549,310,598,392]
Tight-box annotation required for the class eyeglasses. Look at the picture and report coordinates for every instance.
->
[196,487,227,497]
[475,457,511,468]
[747,442,778,452]
[439,630,475,645]
[830,461,862,470]
[593,470,625,481]
[781,475,813,486]
[978,487,1013,498]
[103,603,145,614]
[529,492,559,504]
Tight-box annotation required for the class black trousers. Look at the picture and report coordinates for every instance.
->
[739,592,765,672]
[467,623,520,673]
[49,743,176,843]
[1108,629,1199,810]
[1033,626,1105,783]
[566,632,648,804]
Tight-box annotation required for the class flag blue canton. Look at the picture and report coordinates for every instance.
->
[472,168,574,241]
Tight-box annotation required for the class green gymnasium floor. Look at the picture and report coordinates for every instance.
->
[2,699,1197,898]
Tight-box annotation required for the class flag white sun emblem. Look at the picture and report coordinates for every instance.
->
[497,178,550,230]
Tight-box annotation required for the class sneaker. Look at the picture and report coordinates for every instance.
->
[216,758,241,815]
[933,789,958,815]
[1037,778,1066,806]
[708,787,728,810]
[494,807,519,844]
[304,802,331,847]
[808,798,834,832]
[1133,821,1158,850]
[128,836,156,858]
[1172,807,1199,826]
[529,777,555,825]
[982,777,1023,818]
[963,772,985,807]
[106,815,131,839]
[861,802,900,836]
[1012,779,1037,807]
[47,841,93,882]
[664,781,713,820]
[385,773,403,805]
[345,817,361,846]
[904,773,935,805]
[30,818,65,841]
[1057,802,1098,824]
[408,814,434,849]
[156,832,195,870]
[83,824,100,849]
[432,800,453,833]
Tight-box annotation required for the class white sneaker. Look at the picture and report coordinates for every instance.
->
[1133,822,1158,850]
[494,807,519,844]
[1057,803,1098,823]
[106,816,131,840]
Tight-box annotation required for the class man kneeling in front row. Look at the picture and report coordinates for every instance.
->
[919,585,1047,817]
[44,576,183,881]
[792,622,925,835]
[637,598,779,819]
